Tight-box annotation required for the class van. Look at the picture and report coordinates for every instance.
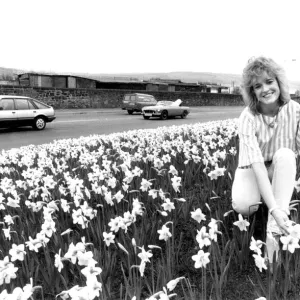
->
[121,93,157,114]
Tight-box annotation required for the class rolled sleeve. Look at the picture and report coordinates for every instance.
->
[238,110,264,167]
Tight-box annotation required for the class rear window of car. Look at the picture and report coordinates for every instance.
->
[0,99,15,110]
[124,95,130,101]
[30,99,50,109]
[137,96,155,102]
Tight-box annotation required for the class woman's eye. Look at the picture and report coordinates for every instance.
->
[254,85,261,89]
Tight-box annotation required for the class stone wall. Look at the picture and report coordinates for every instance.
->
[0,85,244,109]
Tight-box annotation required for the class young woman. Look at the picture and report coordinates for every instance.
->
[232,56,300,262]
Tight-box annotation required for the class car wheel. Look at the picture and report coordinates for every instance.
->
[143,115,150,120]
[33,117,46,130]
[181,110,188,119]
[127,110,133,115]
[160,110,168,120]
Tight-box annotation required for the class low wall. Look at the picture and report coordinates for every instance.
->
[0,85,244,109]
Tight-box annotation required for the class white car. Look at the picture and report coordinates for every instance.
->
[0,95,56,130]
[142,99,190,120]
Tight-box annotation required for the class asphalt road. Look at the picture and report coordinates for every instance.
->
[0,106,244,151]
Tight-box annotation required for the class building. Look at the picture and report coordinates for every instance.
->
[16,72,230,93]
[18,73,98,89]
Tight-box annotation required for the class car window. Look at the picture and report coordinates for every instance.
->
[15,99,30,110]
[28,101,36,109]
[0,99,15,110]
[124,95,130,101]
[31,99,50,109]
[130,96,136,101]
[157,101,173,106]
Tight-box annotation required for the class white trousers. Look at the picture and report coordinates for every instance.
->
[232,148,296,234]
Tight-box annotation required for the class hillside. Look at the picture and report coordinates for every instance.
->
[1,66,300,92]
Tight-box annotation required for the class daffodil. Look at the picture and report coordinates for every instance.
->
[196,226,211,249]
[161,198,175,212]
[191,208,206,224]
[253,254,268,272]
[103,231,115,247]
[233,214,250,231]
[192,250,210,268]
[250,237,264,256]
[138,246,153,263]
[280,235,300,253]
[158,224,172,241]
[9,244,26,262]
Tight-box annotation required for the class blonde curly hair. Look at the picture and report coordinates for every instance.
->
[242,56,291,115]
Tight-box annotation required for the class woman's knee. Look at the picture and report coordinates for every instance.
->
[273,148,296,166]
[232,197,260,216]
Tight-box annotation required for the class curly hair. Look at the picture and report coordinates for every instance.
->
[241,56,291,115]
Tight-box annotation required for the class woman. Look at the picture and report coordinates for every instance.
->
[232,56,300,262]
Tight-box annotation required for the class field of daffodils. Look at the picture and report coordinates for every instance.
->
[1,119,300,300]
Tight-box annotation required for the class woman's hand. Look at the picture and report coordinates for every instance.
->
[271,208,290,235]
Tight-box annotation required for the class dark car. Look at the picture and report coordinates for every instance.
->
[121,93,157,114]
[0,95,56,130]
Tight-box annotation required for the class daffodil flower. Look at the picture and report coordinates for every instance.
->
[191,208,206,224]
[253,254,268,272]
[192,250,210,268]
[280,235,300,253]
[233,214,250,231]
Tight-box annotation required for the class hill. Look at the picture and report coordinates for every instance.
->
[1,66,300,92]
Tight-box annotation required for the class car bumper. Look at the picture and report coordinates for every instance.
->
[143,111,162,117]
[47,116,56,122]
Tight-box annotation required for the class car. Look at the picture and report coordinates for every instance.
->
[142,99,190,120]
[0,95,56,130]
[121,93,157,114]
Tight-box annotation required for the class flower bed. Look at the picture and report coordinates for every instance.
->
[1,119,300,300]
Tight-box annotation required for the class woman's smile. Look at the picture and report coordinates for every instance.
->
[253,71,280,107]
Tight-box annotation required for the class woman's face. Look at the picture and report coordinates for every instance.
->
[252,71,280,106]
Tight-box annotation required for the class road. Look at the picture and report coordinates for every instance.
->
[0,106,244,151]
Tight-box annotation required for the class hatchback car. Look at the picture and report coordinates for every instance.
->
[0,95,56,130]
[121,93,157,114]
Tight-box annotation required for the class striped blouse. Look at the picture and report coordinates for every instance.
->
[237,99,300,167]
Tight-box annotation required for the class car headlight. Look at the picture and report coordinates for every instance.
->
[156,109,161,112]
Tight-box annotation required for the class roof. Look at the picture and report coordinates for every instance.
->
[0,95,29,99]
[124,93,154,96]
[18,72,99,82]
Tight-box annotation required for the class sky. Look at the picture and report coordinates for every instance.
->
[1,0,300,81]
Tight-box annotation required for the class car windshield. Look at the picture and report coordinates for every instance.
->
[156,101,174,106]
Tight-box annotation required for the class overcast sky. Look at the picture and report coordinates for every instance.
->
[1,0,299,80]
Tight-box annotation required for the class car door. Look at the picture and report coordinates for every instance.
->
[169,101,182,116]
[0,98,17,127]
[14,98,38,126]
